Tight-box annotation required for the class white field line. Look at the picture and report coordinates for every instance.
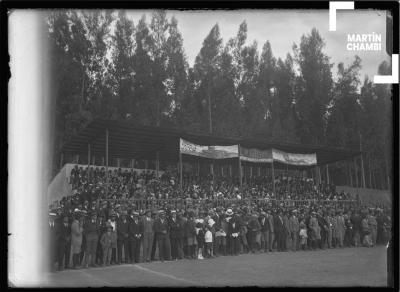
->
[133,264,198,285]
[80,269,114,286]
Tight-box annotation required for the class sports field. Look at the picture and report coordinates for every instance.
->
[43,246,387,287]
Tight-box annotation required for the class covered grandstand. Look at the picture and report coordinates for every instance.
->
[50,119,362,200]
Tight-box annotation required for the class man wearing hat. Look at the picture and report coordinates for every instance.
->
[289,210,300,251]
[248,212,261,253]
[108,210,118,264]
[169,210,184,260]
[226,209,240,256]
[150,209,159,261]
[71,209,84,269]
[154,210,171,262]
[56,215,71,271]
[307,212,317,249]
[274,209,285,252]
[184,210,197,259]
[117,210,130,264]
[266,209,275,252]
[336,209,345,248]
[83,211,100,268]
[48,212,58,272]
[96,212,106,265]
[259,211,270,253]
[128,211,143,264]
[142,209,154,262]
[367,209,378,247]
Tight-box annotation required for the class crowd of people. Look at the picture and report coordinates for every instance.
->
[67,164,353,202]
[47,165,392,272]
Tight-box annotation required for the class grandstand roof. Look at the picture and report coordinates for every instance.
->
[61,119,361,166]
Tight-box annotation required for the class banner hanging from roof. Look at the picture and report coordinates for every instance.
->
[239,147,317,166]
[240,147,273,163]
[180,138,239,159]
[272,148,317,166]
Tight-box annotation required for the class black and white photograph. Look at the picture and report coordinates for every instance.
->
[7,1,399,288]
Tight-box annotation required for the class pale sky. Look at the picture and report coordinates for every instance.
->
[127,9,390,81]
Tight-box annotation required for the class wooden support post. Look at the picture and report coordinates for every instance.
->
[238,145,242,189]
[359,132,366,188]
[354,157,359,188]
[88,143,91,182]
[105,128,109,197]
[326,164,330,185]
[156,151,160,179]
[179,151,183,191]
[348,162,353,187]
[271,161,276,195]
[368,154,372,188]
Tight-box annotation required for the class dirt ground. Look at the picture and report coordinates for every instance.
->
[42,246,387,287]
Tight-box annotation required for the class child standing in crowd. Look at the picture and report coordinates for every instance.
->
[204,226,213,258]
[299,222,308,250]
[100,224,114,266]
[196,221,205,259]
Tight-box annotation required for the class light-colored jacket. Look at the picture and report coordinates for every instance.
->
[289,216,300,233]
[309,217,321,240]
[267,215,274,233]
[71,219,83,254]
[142,217,154,235]
[336,215,346,233]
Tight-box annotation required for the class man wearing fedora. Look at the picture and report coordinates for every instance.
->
[274,209,285,252]
[151,209,159,261]
[226,209,240,256]
[336,209,345,248]
[117,210,130,264]
[289,210,300,251]
[48,212,58,272]
[266,209,275,252]
[142,209,154,262]
[84,211,100,268]
[128,211,143,264]
[259,211,269,253]
[185,210,197,259]
[169,210,184,260]
[71,209,84,269]
[154,210,171,262]
[248,211,261,253]
[108,210,118,264]
[56,215,71,271]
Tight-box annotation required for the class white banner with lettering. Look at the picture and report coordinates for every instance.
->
[180,138,239,159]
[272,148,317,166]
[240,147,273,163]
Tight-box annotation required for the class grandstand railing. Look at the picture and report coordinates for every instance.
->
[89,198,359,211]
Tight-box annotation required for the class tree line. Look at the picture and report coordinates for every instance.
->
[48,10,392,190]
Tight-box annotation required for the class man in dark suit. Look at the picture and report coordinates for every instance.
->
[154,210,171,262]
[117,210,130,264]
[226,209,240,256]
[259,211,270,253]
[56,215,71,271]
[151,210,158,261]
[128,211,143,264]
[169,210,184,260]
[274,209,285,252]
[49,212,58,272]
